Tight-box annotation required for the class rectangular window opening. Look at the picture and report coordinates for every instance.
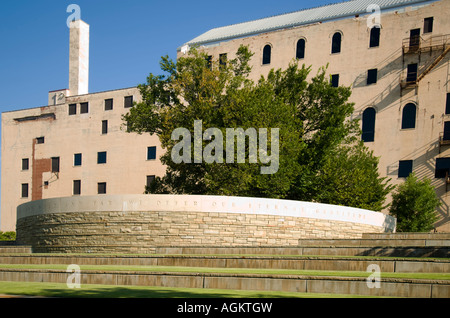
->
[406,63,418,83]
[331,74,339,87]
[435,157,450,178]
[219,53,227,69]
[146,175,156,188]
[74,153,82,166]
[21,183,29,198]
[36,137,45,144]
[102,120,108,135]
[409,29,421,48]
[124,96,134,108]
[97,151,107,164]
[73,180,81,195]
[367,69,378,85]
[51,157,60,173]
[424,17,434,34]
[398,160,413,178]
[147,146,157,160]
[68,104,77,115]
[22,158,29,171]
[80,102,89,114]
[105,99,113,111]
[98,182,107,194]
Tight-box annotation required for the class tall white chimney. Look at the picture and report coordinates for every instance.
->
[68,20,89,96]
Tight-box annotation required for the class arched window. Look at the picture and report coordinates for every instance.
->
[263,44,271,65]
[296,39,305,59]
[369,27,380,48]
[362,107,376,142]
[331,32,342,54]
[402,103,416,129]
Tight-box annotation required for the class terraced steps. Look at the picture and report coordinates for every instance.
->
[0,265,448,298]
[0,254,448,273]
[0,233,449,298]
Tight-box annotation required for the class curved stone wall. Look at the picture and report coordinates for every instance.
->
[16,194,396,253]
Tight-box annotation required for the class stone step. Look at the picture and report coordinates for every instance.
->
[362,233,450,240]
[0,268,448,298]
[297,238,450,247]
[155,246,450,258]
[0,246,32,254]
[0,254,448,273]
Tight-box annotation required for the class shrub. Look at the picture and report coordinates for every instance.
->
[0,231,16,241]
[390,174,440,232]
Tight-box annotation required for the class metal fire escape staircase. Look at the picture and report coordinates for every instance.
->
[401,34,450,91]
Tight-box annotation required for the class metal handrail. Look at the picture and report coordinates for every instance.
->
[402,34,450,53]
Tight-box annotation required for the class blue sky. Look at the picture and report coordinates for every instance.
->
[0,0,334,112]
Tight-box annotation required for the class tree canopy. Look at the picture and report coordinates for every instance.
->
[123,45,392,211]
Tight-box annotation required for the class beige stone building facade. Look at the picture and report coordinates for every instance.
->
[178,0,450,232]
[2,0,449,232]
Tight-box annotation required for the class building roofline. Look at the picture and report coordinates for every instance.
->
[2,86,138,115]
[181,0,437,48]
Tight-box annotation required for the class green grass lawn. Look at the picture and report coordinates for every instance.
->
[0,281,383,298]
[0,263,448,280]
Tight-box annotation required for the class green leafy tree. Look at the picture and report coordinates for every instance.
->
[390,174,440,232]
[0,231,16,241]
[314,143,393,211]
[124,45,391,211]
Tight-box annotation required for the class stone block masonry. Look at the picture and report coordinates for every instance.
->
[16,194,395,253]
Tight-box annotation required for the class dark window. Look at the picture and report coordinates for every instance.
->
[424,17,434,33]
[296,39,306,59]
[369,27,380,48]
[80,102,89,114]
[446,93,450,115]
[362,107,376,142]
[105,99,113,111]
[22,158,29,171]
[68,104,77,115]
[367,69,378,85]
[219,53,227,69]
[36,137,45,144]
[97,151,107,164]
[147,146,157,160]
[406,63,418,83]
[409,29,421,48]
[124,96,133,108]
[331,32,341,54]
[206,55,212,69]
[402,103,417,129]
[51,157,60,173]
[73,180,81,195]
[443,121,450,141]
[98,182,107,194]
[102,120,108,134]
[262,45,271,65]
[435,157,450,178]
[398,160,413,178]
[74,153,82,166]
[146,175,156,188]
[21,183,28,198]
[331,74,339,87]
